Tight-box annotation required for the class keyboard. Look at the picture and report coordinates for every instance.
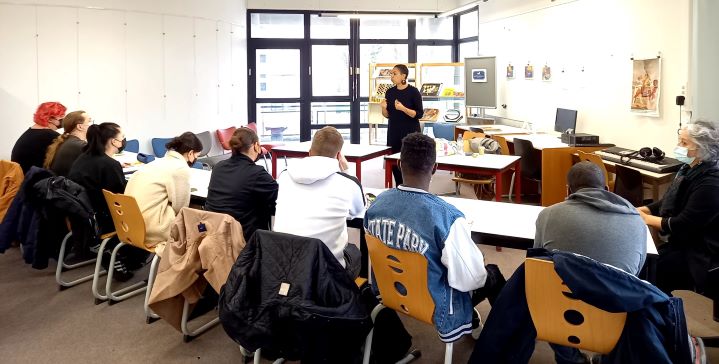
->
[595,147,683,173]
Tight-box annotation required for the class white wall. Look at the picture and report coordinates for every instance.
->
[0,0,247,158]
[691,0,719,121]
[477,0,692,155]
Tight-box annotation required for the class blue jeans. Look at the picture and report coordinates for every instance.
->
[549,344,589,364]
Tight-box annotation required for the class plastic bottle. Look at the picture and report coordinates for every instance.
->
[456,133,463,155]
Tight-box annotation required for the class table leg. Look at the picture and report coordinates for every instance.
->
[495,171,503,202]
[514,161,522,204]
[385,160,393,188]
[272,153,278,179]
[356,162,362,183]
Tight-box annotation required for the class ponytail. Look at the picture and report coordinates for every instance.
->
[83,122,121,156]
[43,134,71,169]
[45,110,88,168]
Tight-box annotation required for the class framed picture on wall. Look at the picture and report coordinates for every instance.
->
[507,64,514,79]
[525,64,534,79]
[630,57,661,117]
[471,69,487,83]
[542,65,551,81]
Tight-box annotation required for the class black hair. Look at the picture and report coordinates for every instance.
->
[394,64,409,84]
[230,127,259,155]
[400,132,436,175]
[567,161,606,193]
[83,122,121,156]
[166,132,203,154]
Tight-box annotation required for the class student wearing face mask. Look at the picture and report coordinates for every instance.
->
[638,120,719,296]
[124,132,203,248]
[11,102,67,174]
[44,110,93,176]
[205,126,278,241]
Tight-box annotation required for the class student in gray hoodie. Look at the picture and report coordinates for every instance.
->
[534,161,647,275]
[534,161,648,364]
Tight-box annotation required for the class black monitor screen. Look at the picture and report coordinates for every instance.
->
[555,108,578,133]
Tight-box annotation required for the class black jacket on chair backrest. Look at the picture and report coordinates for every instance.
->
[219,230,372,363]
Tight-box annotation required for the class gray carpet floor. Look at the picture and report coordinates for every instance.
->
[1,157,717,363]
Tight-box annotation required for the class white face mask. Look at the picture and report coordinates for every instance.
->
[673,146,696,165]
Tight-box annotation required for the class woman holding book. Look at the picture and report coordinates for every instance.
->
[381,64,424,185]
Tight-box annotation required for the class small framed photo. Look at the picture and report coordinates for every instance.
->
[506,64,514,79]
[542,65,551,81]
[525,64,534,79]
[471,69,487,83]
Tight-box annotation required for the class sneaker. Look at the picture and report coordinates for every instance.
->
[112,256,135,282]
[471,308,483,339]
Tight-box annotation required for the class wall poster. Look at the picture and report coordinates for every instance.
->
[631,57,661,117]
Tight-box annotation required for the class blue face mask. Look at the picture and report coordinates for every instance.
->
[674,146,696,165]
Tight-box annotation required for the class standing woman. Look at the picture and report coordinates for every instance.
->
[638,120,719,295]
[125,132,203,248]
[381,64,424,186]
[44,110,93,176]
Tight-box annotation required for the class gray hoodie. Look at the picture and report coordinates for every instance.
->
[534,188,647,275]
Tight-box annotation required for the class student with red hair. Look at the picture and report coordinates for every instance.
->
[11,102,67,173]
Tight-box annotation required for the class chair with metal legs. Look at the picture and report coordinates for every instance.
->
[55,218,110,290]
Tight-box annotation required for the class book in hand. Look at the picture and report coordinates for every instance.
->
[420,108,439,121]
[420,83,442,96]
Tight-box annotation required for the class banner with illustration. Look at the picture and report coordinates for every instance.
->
[630,57,661,117]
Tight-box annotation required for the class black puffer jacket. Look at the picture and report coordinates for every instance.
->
[219,230,372,363]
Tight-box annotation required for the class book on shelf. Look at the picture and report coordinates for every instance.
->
[420,108,439,121]
[373,68,393,78]
[440,87,456,97]
[420,83,442,97]
[375,83,393,98]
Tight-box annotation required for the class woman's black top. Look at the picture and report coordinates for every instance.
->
[384,85,424,152]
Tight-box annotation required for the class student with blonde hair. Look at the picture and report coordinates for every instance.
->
[44,110,93,176]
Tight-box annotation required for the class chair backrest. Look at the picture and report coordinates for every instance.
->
[432,123,455,140]
[216,126,237,151]
[462,130,485,140]
[613,164,644,206]
[365,233,435,325]
[151,137,173,157]
[577,151,610,188]
[246,122,258,133]
[513,138,542,180]
[124,139,140,153]
[492,135,510,156]
[101,189,150,252]
[525,258,627,354]
[194,131,213,157]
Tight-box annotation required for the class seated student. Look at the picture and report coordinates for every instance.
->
[11,102,66,174]
[534,161,647,364]
[364,132,505,342]
[535,161,647,275]
[44,110,93,176]
[125,132,203,248]
[205,127,278,241]
[68,123,145,279]
[273,126,364,279]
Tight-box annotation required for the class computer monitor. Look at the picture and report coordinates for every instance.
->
[554,108,578,133]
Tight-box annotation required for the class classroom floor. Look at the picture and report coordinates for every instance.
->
[1,157,717,363]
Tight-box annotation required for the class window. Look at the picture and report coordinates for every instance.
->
[256,103,301,142]
[416,17,453,40]
[255,49,301,98]
[260,83,267,92]
[251,13,304,39]
[417,45,453,63]
[311,102,351,125]
[359,44,408,97]
[310,15,350,39]
[312,45,349,96]
[360,19,408,39]
[459,41,479,61]
[459,11,478,39]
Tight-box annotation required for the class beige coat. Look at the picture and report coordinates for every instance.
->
[148,207,245,331]
[125,151,190,247]
[0,160,23,223]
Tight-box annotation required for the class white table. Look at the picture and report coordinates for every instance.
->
[456,124,531,136]
[270,141,392,182]
[504,134,570,150]
[365,188,657,255]
[383,152,522,202]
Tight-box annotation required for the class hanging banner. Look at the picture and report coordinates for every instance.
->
[630,57,661,117]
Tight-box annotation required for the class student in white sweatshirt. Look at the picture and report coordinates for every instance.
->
[125,132,203,248]
[273,126,365,278]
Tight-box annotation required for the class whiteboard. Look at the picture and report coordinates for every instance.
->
[464,56,497,109]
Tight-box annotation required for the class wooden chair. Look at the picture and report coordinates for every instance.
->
[55,218,111,290]
[453,131,495,199]
[525,258,627,354]
[577,150,614,191]
[91,190,160,325]
[363,233,453,364]
[492,135,517,202]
